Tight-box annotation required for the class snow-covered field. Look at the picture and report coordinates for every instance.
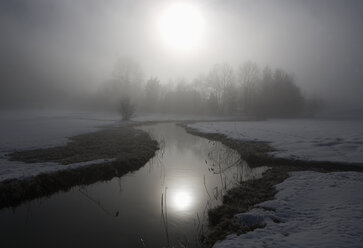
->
[0,110,119,182]
[1,111,363,247]
[133,113,245,122]
[189,119,363,247]
[189,119,363,165]
[0,110,240,182]
[0,110,239,182]
[3,116,363,181]
[214,171,363,248]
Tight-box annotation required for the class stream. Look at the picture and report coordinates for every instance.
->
[0,123,268,248]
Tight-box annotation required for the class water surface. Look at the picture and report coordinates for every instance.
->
[0,123,267,248]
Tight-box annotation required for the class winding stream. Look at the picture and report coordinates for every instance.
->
[0,123,268,248]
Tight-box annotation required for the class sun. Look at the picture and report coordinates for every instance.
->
[158,2,205,51]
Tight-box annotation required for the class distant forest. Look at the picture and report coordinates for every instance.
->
[93,58,322,118]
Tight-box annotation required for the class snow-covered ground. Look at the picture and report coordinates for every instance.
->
[213,171,363,248]
[0,109,119,151]
[133,113,245,122]
[0,110,242,182]
[2,111,363,247]
[189,119,363,165]
[0,110,120,182]
[189,119,363,247]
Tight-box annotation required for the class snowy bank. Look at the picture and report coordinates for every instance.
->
[0,110,235,181]
[133,113,246,122]
[213,171,363,248]
[189,119,363,165]
[0,158,116,182]
[0,110,119,182]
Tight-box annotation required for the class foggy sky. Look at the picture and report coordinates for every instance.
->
[1,0,362,109]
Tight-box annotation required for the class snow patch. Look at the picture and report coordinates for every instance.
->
[234,208,278,227]
[0,110,118,181]
[189,119,363,164]
[213,171,363,248]
[0,158,116,182]
[133,113,246,122]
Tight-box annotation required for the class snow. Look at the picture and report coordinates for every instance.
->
[189,119,363,165]
[0,110,242,181]
[0,109,119,151]
[2,111,363,248]
[213,171,363,248]
[0,110,119,182]
[0,158,116,182]
[189,120,363,247]
[133,113,246,122]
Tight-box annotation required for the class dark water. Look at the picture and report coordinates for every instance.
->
[0,123,268,248]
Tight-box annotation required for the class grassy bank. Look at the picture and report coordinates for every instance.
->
[0,125,158,209]
[181,123,363,247]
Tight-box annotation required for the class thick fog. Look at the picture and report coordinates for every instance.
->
[1,0,362,112]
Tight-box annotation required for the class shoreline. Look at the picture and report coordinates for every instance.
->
[2,119,362,247]
[0,119,245,209]
[181,122,363,247]
[0,124,158,209]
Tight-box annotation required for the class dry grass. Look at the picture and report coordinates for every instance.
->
[181,122,363,247]
[0,126,158,209]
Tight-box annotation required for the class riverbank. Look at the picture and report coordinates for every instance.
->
[2,116,362,247]
[0,121,266,248]
[0,125,158,209]
[182,122,363,247]
[213,170,363,248]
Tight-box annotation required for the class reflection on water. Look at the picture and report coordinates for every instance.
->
[0,123,268,248]
[172,190,192,211]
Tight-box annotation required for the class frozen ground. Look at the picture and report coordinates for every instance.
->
[190,119,363,247]
[213,171,363,248]
[0,110,242,181]
[0,109,119,151]
[189,119,363,165]
[133,112,245,122]
[0,110,119,182]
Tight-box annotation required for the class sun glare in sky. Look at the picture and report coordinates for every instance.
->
[158,2,205,52]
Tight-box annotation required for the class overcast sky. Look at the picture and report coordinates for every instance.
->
[1,0,362,109]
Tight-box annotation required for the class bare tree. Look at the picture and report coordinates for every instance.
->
[254,68,304,117]
[144,77,161,111]
[238,61,260,114]
[206,63,235,113]
[113,57,143,93]
[111,57,144,118]
[118,96,135,120]
[112,57,143,103]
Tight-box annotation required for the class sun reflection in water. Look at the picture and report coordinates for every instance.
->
[172,190,193,211]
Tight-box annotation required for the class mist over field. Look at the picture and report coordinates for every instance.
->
[1,1,363,248]
[1,0,362,116]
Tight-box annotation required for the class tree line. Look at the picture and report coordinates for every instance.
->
[95,58,322,120]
